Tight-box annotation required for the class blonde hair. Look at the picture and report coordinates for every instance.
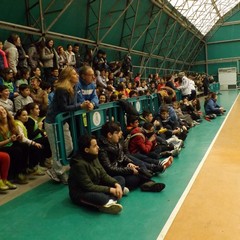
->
[0,106,18,139]
[56,66,76,96]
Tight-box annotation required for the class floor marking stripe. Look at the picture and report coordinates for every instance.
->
[156,94,239,240]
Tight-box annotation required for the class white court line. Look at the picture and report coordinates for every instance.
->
[156,94,240,240]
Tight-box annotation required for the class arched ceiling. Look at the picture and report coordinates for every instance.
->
[162,0,240,36]
[0,0,239,75]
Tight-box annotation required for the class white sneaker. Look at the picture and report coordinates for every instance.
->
[123,187,130,196]
[161,156,173,169]
[46,169,60,182]
[99,199,123,214]
[193,120,200,125]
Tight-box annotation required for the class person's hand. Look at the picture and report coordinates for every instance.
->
[127,163,138,169]
[16,134,23,142]
[110,184,123,199]
[80,101,94,111]
[34,143,43,149]
[153,120,160,126]
[10,134,17,142]
[149,134,156,142]
[173,128,180,135]
[86,102,94,111]
[115,183,123,199]
[132,168,139,175]
[127,163,139,174]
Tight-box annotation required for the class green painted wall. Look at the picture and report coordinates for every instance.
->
[0,0,202,78]
[192,7,240,85]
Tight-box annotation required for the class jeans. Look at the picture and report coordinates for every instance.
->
[130,152,160,165]
[45,122,73,175]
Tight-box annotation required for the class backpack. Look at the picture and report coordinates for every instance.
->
[124,132,145,149]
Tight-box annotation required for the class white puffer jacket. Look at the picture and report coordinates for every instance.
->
[3,40,18,74]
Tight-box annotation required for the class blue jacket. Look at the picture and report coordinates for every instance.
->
[204,98,221,115]
[45,86,79,123]
[76,78,99,108]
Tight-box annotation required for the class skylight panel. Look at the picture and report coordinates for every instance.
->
[166,0,240,35]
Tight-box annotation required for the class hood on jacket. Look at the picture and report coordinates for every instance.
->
[4,40,16,50]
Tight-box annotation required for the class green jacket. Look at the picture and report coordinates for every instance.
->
[68,153,118,194]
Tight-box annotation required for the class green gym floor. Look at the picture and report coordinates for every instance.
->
[0,90,238,240]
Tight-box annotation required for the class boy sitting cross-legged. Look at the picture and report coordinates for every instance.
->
[98,121,167,192]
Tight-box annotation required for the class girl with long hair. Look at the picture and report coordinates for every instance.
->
[44,66,82,184]
[0,106,29,184]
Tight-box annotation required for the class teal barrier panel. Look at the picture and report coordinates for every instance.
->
[86,102,118,134]
[209,82,220,93]
[126,95,151,114]
[54,102,119,165]
[149,93,160,115]
[54,94,161,165]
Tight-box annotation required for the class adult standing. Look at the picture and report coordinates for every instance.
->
[0,41,8,71]
[65,44,76,68]
[40,39,59,82]
[177,72,192,100]
[27,40,43,69]
[72,43,82,71]
[76,65,99,110]
[45,66,82,184]
[202,74,210,96]
[3,33,20,75]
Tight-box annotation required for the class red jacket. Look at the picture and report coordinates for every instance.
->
[128,127,156,154]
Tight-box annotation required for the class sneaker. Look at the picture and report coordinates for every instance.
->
[140,181,165,192]
[123,187,130,196]
[149,163,163,173]
[193,120,200,125]
[161,156,173,169]
[0,179,9,191]
[99,200,123,214]
[26,168,35,174]
[159,151,171,158]
[171,148,179,157]
[43,158,53,169]
[58,172,68,185]
[46,169,60,182]
[16,173,28,184]
[32,167,45,176]
[38,166,48,171]
[205,116,211,121]
[4,180,17,189]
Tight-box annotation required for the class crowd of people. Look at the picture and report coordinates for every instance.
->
[0,32,225,214]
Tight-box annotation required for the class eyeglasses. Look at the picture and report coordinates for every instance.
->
[85,73,95,77]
